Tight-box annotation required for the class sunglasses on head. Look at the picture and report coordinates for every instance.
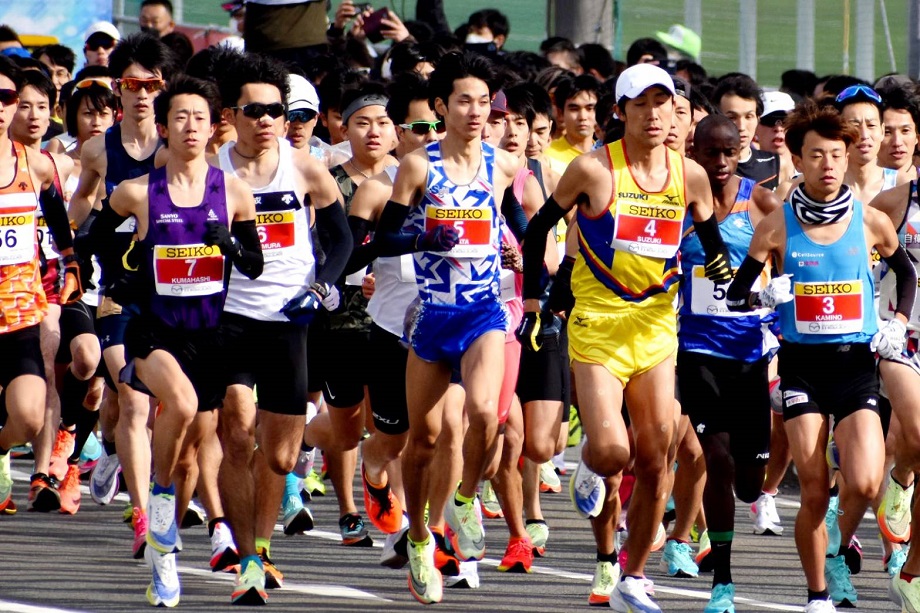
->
[288,109,317,123]
[836,84,882,105]
[0,89,19,106]
[117,77,164,93]
[74,78,113,91]
[232,102,286,120]
[399,120,445,135]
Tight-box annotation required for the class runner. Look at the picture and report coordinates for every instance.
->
[756,91,797,193]
[726,100,915,612]
[544,74,599,176]
[520,63,732,612]
[877,83,920,185]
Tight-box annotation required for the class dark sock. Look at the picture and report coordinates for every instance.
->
[807,588,830,602]
[300,440,313,452]
[59,369,89,429]
[709,530,733,587]
[828,484,839,498]
[365,477,389,497]
[208,517,226,536]
[0,447,8,457]
[102,438,116,456]
[597,550,617,564]
[69,408,100,463]
[525,518,547,526]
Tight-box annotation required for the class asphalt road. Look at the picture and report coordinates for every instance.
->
[0,452,902,613]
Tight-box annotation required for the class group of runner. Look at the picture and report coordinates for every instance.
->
[3,16,920,613]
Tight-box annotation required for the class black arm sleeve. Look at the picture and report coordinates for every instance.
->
[314,202,353,287]
[882,245,918,320]
[501,186,528,243]
[83,205,129,259]
[344,216,377,276]
[39,182,74,251]
[522,196,568,300]
[693,213,728,263]
[229,219,263,280]
[726,256,767,312]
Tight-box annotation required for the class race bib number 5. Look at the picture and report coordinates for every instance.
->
[611,201,683,258]
[794,280,863,335]
[425,206,493,258]
[0,211,36,265]
[154,243,224,297]
[690,265,765,317]
[256,211,296,260]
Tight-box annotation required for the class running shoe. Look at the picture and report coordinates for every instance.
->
[339,512,373,546]
[552,450,567,475]
[181,499,205,528]
[803,599,836,613]
[480,480,503,519]
[407,532,443,604]
[885,547,908,577]
[540,461,562,493]
[0,453,12,513]
[58,464,81,515]
[210,519,240,573]
[879,473,914,544]
[147,489,182,554]
[650,523,667,552]
[497,537,533,573]
[78,433,102,473]
[90,448,122,505]
[232,557,268,605]
[892,572,920,612]
[258,547,283,589]
[825,495,842,556]
[123,501,135,524]
[610,575,661,613]
[569,459,604,519]
[444,561,480,589]
[2,499,17,515]
[588,560,619,606]
[281,494,314,535]
[526,521,549,557]
[145,545,180,608]
[446,492,486,561]
[361,464,403,534]
[704,582,735,613]
[826,433,840,472]
[750,492,783,536]
[825,553,857,608]
[843,535,862,575]
[303,469,325,497]
[380,525,409,569]
[567,406,582,447]
[293,447,315,480]
[27,473,60,512]
[661,539,699,577]
[133,507,148,560]
[696,529,712,568]
[49,428,75,482]
[431,528,460,576]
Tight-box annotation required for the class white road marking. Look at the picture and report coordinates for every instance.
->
[0,601,89,613]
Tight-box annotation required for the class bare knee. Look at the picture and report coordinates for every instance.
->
[524,436,555,464]
[266,448,297,475]
[586,442,630,477]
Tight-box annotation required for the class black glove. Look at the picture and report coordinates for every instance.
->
[280,283,328,325]
[547,256,575,314]
[417,225,460,252]
[515,311,543,352]
[704,248,733,283]
[204,221,239,256]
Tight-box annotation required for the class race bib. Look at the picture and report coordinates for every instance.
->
[425,205,494,258]
[153,243,225,297]
[0,211,36,265]
[36,213,59,260]
[256,210,296,261]
[611,200,683,258]
[794,280,863,335]
[399,254,415,283]
[500,268,517,302]
[690,265,765,317]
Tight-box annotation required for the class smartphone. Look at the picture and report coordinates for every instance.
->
[363,7,390,43]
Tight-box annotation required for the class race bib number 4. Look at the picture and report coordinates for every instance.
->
[794,280,863,335]
[0,211,36,265]
[153,244,224,297]
[425,206,493,258]
[611,201,683,258]
[690,265,765,317]
[256,211,296,260]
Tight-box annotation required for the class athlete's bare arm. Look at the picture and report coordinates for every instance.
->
[390,147,429,207]
[69,134,107,225]
[225,174,257,223]
[684,158,716,221]
[747,207,788,271]
[550,149,612,215]
[868,182,910,229]
[107,177,149,237]
[48,151,75,188]
[295,149,345,209]
[520,174,544,219]
[493,148,522,208]
[865,204,903,259]
[350,173,392,222]
[750,184,785,227]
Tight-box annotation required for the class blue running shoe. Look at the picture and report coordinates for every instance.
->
[825,553,857,607]
[661,540,699,578]
[145,545,180,607]
[825,495,841,556]
[704,583,735,613]
[886,547,908,578]
[147,490,182,554]
[569,459,604,519]
[282,494,314,535]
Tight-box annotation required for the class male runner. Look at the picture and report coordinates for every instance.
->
[726,101,916,612]
[877,84,920,185]
[544,74,599,176]
[520,63,732,612]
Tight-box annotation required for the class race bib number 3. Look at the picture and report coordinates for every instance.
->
[611,201,683,258]
[794,280,863,335]
[425,206,493,258]
[690,265,765,317]
[154,244,225,297]
[0,211,36,265]
[256,211,296,260]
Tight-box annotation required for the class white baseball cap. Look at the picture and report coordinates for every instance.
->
[288,74,319,114]
[84,21,121,43]
[761,91,795,118]
[615,64,675,102]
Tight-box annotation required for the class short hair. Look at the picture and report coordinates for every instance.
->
[579,44,616,79]
[20,69,56,107]
[66,78,117,137]
[675,59,707,87]
[386,72,430,125]
[141,0,174,15]
[428,51,496,110]
[317,68,368,114]
[185,45,239,84]
[0,55,24,90]
[878,83,920,133]
[626,38,666,67]
[467,9,509,38]
[689,85,717,117]
[154,74,221,127]
[217,51,290,110]
[535,65,574,94]
[340,81,388,126]
[711,73,764,115]
[108,32,177,81]
[518,81,553,120]
[0,25,20,44]
[388,41,430,79]
[692,114,740,150]
[160,32,193,69]
[504,83,537,128]
[820,75,869,99]
[552,74,600,111]
[36,44,76,74]
[781,69,818,101]
[499,51,551,84]
[784,101,859,157]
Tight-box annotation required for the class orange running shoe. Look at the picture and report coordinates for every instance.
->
[430,528,460,577]
[497,537,534,573]
[49,429,76,482]
[362,464,403,535]
[58,464,81,515]
[258,547,284,589]
[28,473,61,512]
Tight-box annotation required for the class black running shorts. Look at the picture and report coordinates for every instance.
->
[0,323,45,387]
[56,301,98,364]
[517,321,571,409]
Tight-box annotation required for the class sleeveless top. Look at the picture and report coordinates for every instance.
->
[142,166,229,330]
[36,150,63,262]
[218,138,315,322]
[405,141,502,306]
[571,139,686,312]
[0,141,46,333]
[679,178,770,361]
[736,148,779,191]
[880,180,920,335]
[779,201,877,344]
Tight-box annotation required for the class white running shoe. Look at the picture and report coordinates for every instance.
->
[89,448,121,505]
[445,561,480,589]
[145,545,180,607]
[750,492,784,536]
[610,576,661,613]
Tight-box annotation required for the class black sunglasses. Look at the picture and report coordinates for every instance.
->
[85,34,116,52]
[288,109,317,123]
[760,114,786,128]
[232,102,286,120]
[399,120,445,135]
[0,89,19,106]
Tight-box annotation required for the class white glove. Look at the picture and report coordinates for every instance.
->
[321,285,341,311]
[758,274,794,310]
[871,318,907,360]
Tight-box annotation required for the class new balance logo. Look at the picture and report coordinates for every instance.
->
[696,423,705,434]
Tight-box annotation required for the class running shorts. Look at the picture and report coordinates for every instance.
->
[367,323,409,435]
[409,297,509,371]
[0,323,45,387]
